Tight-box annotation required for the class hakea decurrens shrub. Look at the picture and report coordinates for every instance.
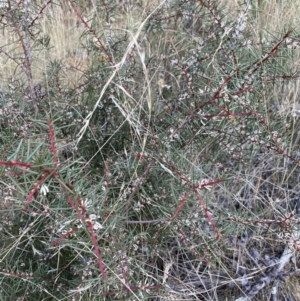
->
[0,0,300,300]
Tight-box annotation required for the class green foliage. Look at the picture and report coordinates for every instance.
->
[0,0,300,300]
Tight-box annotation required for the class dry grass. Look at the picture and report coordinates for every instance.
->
[0,0,300,91]
[0,0,166,87]
[222,0,300,33]
[0,0,299,88]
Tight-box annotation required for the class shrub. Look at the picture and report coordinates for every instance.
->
[0,0,300,300]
